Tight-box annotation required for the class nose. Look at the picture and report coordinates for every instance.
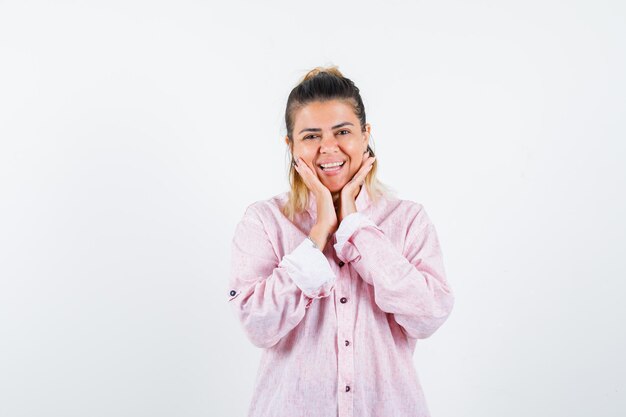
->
[319,132,339,153]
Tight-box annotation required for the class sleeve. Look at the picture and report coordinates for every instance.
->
[333,205,454,339]
[228,204,336,348]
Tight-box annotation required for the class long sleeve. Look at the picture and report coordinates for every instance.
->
[228,204,336,348]
[333,204,454,340]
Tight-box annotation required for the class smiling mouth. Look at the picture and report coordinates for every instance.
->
[319,161,346,171]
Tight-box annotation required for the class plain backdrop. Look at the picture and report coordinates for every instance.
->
[0,1,624,416]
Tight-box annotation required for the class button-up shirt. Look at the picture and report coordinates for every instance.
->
[228,185,455,417]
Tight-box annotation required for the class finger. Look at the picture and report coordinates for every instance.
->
[295,157,322,189]
[294,158,310,183]
[296,157,315,179]
[344,165,370,190]
[352,158,375,185]
[357,156,375,177]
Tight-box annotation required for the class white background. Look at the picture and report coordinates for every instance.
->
[1,1,624,416]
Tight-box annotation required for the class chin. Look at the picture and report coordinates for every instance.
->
[323,181,347,193]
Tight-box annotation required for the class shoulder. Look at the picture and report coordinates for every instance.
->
[377,191,426,216]
[377,193,432,227]
[240,191,290,222]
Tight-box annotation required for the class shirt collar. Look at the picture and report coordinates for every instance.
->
[305,185,372,217]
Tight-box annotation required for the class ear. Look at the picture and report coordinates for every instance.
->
[363,123,371,148]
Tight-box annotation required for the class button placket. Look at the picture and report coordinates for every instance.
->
[336,280,354,416]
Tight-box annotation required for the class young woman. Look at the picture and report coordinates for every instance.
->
[228,66,455,417]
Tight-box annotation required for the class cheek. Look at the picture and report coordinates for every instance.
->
[293,146,314,163]
[346,143,365,158]
[347,162,359,177]
[349,151,366,166]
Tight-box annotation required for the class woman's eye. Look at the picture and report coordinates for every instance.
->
[303,131,348,140]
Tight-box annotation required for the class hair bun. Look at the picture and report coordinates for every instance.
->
[302,65,344,81]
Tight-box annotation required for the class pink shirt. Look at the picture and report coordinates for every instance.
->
[228,185,455,417]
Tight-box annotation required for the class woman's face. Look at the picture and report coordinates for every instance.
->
[286,99,370,194]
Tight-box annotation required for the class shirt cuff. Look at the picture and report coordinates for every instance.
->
[334,212,379,263]
[278,237,337,299]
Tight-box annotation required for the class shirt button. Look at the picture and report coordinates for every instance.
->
[338,261,345,267]
[345,340,350,346]
[229,290,236,296]
[340,297,347,304]
[345,385,351,392]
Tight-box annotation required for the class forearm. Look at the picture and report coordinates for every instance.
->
[333,210,454,339]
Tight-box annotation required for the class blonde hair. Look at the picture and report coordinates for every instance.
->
[281,65,395,222]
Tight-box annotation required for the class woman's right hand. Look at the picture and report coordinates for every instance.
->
[293,156,338,248]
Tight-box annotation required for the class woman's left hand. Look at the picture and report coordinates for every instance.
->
[337,154,376,223]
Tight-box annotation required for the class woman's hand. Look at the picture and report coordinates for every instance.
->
[337,155,376,223]
[293,157,338,249]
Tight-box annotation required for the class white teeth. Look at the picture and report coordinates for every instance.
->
[320,161,344,168]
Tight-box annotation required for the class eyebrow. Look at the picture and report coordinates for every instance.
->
[298,122,354,135]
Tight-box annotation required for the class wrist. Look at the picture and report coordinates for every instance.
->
[309,224,331,250]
